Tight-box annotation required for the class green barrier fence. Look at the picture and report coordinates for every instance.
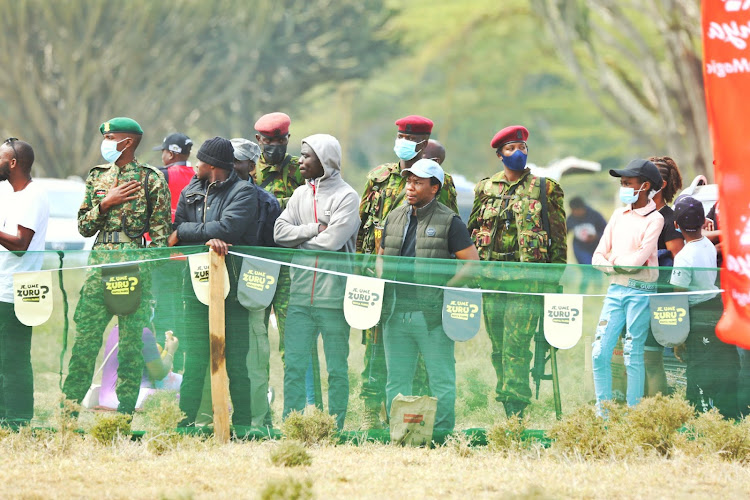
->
[3,246,743,439]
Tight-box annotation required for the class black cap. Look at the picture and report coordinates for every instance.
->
[609,159,662,190]
[197,136,234,170]
[674,195,705,232]
[152,133,193,154]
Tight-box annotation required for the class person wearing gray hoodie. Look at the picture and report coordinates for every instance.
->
[274,134,360,429]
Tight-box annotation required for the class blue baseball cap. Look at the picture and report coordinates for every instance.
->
[401,158,444,187]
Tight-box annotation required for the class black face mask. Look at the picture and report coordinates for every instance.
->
[262,144,287,165]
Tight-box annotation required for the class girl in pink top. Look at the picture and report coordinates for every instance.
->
[591,159,664,412]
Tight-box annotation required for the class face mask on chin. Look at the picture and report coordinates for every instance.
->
[262,144,287,165]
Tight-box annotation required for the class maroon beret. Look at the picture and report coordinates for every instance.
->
[254,112,291,138]
[395,115,433,135]
[491,125,529,149]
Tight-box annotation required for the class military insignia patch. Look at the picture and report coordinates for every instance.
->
[425,227,436,236]
[95,189,106,197]
[103,122,110,132]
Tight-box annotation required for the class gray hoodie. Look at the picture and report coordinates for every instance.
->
[274,134,360,308]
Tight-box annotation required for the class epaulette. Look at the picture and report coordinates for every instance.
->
[474,177,491,195]
[367,163,398,183]
[89,163,112,172]
[138,162,164,177]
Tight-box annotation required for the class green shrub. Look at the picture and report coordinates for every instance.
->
[548,404,616,459]
[270,440,313,467]
[260,477,314,500]
[609,394,694,457]
[281,407,337,446]
[679,410,750,462]
[487,415,530,453]
[141,391,185,455]
[90,414,132,445]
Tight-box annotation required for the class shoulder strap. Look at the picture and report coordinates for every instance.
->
[539,177,551,263]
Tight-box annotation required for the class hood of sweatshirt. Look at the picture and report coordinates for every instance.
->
[301,134,342,190]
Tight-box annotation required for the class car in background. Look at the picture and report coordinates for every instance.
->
[34,177,94,252]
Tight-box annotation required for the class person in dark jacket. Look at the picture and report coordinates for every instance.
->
[168,136,259,427]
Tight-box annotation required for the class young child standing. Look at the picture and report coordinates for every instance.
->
[591,159,664,412]
[670,196,739,418]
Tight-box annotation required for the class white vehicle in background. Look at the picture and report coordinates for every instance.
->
[34,177,95,252]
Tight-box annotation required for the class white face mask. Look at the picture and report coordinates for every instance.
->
[101,138,127,163]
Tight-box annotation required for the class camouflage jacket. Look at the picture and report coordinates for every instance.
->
[255,154,303,211]
[356,162,459,255]
[78,159,172,250]
[467,168,567,263]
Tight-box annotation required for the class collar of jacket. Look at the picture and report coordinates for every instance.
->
[411,197,439,218]
[492,167,531,185]
[184,169,240,196]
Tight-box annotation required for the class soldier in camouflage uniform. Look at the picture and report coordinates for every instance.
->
[356,115,459,428]
[254,113,304,355]
[63,117,172,415]
[467,125,566,417]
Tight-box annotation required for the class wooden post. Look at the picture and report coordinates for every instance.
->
[208,249,230,443]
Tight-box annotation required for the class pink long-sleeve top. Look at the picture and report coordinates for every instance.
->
[592,200,664,287]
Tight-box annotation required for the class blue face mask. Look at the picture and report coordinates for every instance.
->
[501,150,528,171]
[101,139,126,164]
[393,138,424,161]
[619,183,646,205]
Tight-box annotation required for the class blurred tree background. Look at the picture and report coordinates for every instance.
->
[0,0,707,210]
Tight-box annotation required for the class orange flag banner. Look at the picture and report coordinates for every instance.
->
[702,0,750,347]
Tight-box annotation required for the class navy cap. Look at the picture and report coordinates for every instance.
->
[152,133,193,154]
[610,159,662,190]
[674,195,705,231]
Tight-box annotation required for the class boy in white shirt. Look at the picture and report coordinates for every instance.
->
[670,196,738,418]
[0,138,49,425]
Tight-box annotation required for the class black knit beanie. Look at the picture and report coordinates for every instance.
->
[197,136,234,170]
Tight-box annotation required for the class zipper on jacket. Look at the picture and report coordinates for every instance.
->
[203,181,217,223]
[310,180,318,305]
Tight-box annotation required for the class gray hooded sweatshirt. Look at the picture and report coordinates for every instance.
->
[274,134,361,308]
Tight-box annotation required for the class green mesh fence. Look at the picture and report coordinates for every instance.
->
[3,246,742,439]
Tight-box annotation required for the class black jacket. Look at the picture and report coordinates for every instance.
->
[174,170,259,246]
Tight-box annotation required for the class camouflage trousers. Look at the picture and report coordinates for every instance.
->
[265,266,291,356]
[360,324,431,410]
[483,293,542,405]
[63,267,151,414]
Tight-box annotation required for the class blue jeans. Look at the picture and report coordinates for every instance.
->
[383,311,456,431]
[591,284,651,410]
[283,305,350,430]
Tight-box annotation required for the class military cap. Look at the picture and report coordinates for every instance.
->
[395,115,433,135]
[100,117,143,135]
[402,158,444,187]
[491,125,529,149]
[609,159,662,190]
[254,112,291,138]
[230,138,261,162]
[673,195,705,231]
[152,132,193,153]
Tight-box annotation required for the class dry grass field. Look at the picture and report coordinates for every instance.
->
[0,434,749,499]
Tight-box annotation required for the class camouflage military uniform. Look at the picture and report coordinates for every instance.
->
[357,162,459,412]
[63,159,171,414]
[467,168,566,406]
[256,153,303,354]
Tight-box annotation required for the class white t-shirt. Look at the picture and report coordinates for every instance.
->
[0,180,50,303]
[669,236,719,306]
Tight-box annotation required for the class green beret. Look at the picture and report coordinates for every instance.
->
[100,117,143,135]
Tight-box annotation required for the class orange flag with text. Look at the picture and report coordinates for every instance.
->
[702,0,750,347]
